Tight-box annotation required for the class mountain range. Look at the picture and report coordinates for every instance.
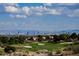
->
[53,29,79,34]
[0,29,79,35]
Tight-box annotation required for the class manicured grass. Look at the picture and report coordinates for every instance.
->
[0,41,79,56]
[11,42,73,52]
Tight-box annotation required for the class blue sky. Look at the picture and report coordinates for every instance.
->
[0,3,79,32]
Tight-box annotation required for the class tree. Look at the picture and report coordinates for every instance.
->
[0,36,9,44]
[18,35,26,44]
[46,35,50,41]
[70,33,78,39]
[37,35,43,42]
[4,46,16,53]
[77,34,79,40]
[8,37,16,44]
[46,35,54,43]
[59,34,69,41]
[53,35,60,43]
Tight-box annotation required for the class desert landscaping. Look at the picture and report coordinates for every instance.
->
[0,33,79,56]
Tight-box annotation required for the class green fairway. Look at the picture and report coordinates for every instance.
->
[10,42,75,52]
[0,41,79,56]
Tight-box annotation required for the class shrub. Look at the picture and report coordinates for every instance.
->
[48,51,53,56]
[56,49,61,54]
[0,49,4,55]
[72,45,79,54]
[73,42,79,45]
[4,46,16,53]
[63,45,73,51]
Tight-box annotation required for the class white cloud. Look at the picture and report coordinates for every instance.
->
[48,9,62,15]
[22,6,30,15]
[10,14,27,18]
[21,6,48,16]
[30,6,62,15]
[67,9,79,17]
[3,3,79,18]
[30,6,48,12]
[43,3,52,6]
[5,6,19,13]
[4,3,63,17]
[35,12,43,16]
[15,14,27,18]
